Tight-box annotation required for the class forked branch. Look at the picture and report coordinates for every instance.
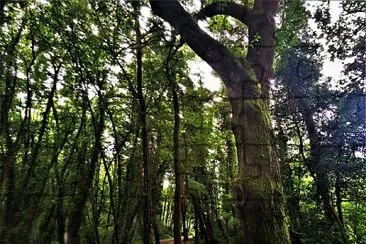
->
[195,1,252,26]
[149,0,257,97]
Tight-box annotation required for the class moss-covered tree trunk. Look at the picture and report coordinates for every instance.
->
[149,0,290,242]
[231,96,288,242]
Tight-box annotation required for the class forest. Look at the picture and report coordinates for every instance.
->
[0,0,365,243]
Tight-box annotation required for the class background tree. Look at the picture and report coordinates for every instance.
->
[274,0,365,242]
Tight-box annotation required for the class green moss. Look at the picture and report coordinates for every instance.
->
[241,58,258,82]
[235,175,284,200]
[242,99,271,126]
[256,82,262,90]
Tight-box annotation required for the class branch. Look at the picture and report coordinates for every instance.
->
[196,1,252,26]
[149,0,257,98]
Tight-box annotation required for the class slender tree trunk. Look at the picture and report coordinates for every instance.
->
[120,132,142,244]
[2,150,17,242]
[67,94,105,244]
[152,215,160,244]
[301,104,339,222]
[172,81,182,243]
[102,155,119,243]
[56,182,65,244]
[192,198,209,243]
[335,173,344,225]
[165,199,171,227]
[161,198,167,224]
[1,25,25,242]
[194,207,199,244]
[181,184,188,241]
[58,101,87,244]
[335,173,349,243]
[133,4,151,243]
[182,134,189,241]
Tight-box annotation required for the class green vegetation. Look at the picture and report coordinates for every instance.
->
[0,0,364,243]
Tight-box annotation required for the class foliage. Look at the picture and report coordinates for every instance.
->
[0,0,364,243]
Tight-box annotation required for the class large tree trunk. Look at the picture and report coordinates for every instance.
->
[149,1,290,242]
[231,98,287,242]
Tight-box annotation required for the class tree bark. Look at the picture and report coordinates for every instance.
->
[172,82,182,243]
[300,102,339,223]
[133,3,152,243]
[149,1,290,243]
[1,24,26,242]
[67,87,105,244]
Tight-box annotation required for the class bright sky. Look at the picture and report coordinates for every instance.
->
[307,1,345,81]
[193,1,347,92]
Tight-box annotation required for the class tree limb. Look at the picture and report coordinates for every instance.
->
[195,1,252,26]
[149,0,258,99]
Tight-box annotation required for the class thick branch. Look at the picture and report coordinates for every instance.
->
[196,1,252,26]
[150,0,257,99]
